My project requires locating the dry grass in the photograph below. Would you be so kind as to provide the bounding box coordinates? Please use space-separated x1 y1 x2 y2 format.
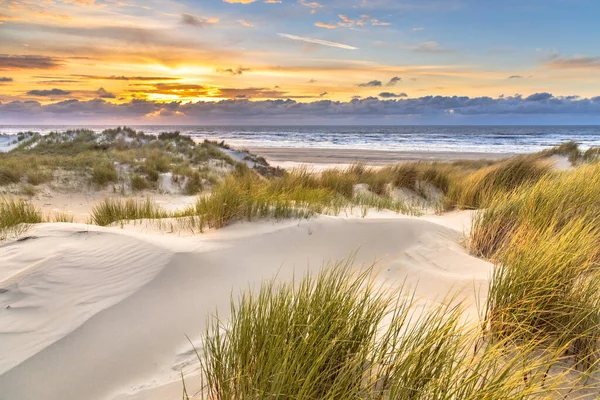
0 197 42 240
90 197 168 226
471 162 600 368
191 259 586 400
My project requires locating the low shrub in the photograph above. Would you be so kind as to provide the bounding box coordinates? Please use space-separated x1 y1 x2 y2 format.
131 174 150 191
26 169 53 186
0 165 21 185
91 163 118 186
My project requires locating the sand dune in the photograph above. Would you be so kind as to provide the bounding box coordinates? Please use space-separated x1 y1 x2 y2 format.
0 212 492 400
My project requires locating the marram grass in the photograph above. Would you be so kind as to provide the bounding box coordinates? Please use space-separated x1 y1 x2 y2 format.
0 197 42 240
187 260 590 400
471 162 600 369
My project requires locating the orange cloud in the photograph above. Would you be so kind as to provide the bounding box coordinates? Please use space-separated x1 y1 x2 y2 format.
223 0 257 3
315 22 336 29
237 19 254 27
299 0 323 8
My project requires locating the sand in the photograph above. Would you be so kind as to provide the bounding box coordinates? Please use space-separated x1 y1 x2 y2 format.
248 146 515 168
0 210 492 400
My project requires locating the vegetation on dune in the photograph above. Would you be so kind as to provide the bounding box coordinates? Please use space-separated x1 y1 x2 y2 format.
0 197 42 240
191 260 585 400
471 162 600 369
90 197 168 226
541 140 581 164
583 146 600 163
447 155 551 209
0 127 261 193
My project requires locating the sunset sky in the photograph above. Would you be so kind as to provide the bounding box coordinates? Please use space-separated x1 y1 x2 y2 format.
1 0 600 124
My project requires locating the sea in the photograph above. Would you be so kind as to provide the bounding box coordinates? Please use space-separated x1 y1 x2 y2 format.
1 125 600 154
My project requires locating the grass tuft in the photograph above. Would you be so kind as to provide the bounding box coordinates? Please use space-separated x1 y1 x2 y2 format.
0 197 42 240
194 259 582 399
90 197 167 226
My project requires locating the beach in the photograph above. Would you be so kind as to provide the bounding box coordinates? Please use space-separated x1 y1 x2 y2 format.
0 132 598 400
248 146 514 168
0 211 489 400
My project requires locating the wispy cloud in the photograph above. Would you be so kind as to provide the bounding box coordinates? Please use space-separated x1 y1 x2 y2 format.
223 0 257 3
358 80 382 87
412 27 425 31
508 75 523 79
316 14 391 29
379 92 407 98
299 0 323 8
412 41 451 53
0 54 62 69
237 19 254 27
71 75 180 81
315 22 337 29
217 66 251 75
278 33 358 50
96 87 116 99
387 76 401 86
181 13 219 27
544 55 600 69
0 77 13 82
26 88 71 96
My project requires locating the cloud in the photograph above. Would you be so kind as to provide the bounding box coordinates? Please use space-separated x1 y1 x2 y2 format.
4 94 600 124
324 14 390 29
72 75 180 81
0 77 13 82
26 88 71 96
96 88 116 99
387 76 401 86
299 0 323 8
139 83 307 99
412 41 451 53
308 79 317 83
180 13 219 27
315 22 337 29
237 19 254 27
358 80 382 87
319 92 328 97
63 0 97 5
544 55 600 69
525 92 552 101
0 54 62 69
412 27 425 31
223 0 256 3
508 75 523 79
379 92 407 98
217 66 251 75
278 33 358 50
370 19 391 26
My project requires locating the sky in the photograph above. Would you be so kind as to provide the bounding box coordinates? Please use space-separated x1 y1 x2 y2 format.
1 0 600 124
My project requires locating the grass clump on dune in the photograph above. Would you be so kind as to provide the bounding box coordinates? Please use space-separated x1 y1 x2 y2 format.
0 197 42 240
471 162 600 368
91 163 119 186
541 140 581 165
0 165 21 185
193 260 578 400
90 197 168 226
583 146 600 163
449 155 550 209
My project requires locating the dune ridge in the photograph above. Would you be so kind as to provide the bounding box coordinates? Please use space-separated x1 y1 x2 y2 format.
0 212 490 400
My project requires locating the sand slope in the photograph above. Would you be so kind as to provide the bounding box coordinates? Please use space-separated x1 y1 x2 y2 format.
0 213 492 400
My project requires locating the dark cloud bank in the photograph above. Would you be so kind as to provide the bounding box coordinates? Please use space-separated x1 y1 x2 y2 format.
2 93 600 124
